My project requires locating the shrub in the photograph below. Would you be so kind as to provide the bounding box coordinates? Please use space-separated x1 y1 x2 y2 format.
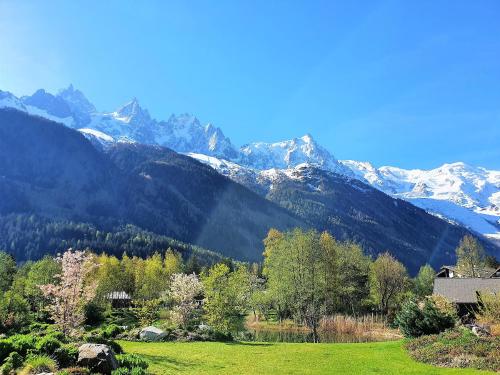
56 366 90 375
134 300 161 326
53 344 79 368
103 324 123 339
46 330 66 342
477 292 500 324
116 354 149 370
0 340 14 362
112 367 149 375
84 302 106 326
395 298 456 338
35 336 62 354
27 323 50 334
7 335 37 356
0 351 22 375
6 351 23 368
0 360 12 375
19 354 57 375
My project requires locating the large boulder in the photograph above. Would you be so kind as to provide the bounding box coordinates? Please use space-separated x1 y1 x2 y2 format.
77 343 118 374
139 326 167 341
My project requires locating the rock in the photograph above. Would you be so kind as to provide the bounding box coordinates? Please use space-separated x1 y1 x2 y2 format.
471 324 491 337
139 326 167 341
77 343 118 375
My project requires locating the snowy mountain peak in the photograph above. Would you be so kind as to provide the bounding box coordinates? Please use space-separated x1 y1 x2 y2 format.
239 134 351 176
300 133 314 142
58 84 96 115
0 90 26 111
113 98 152 125
342 160 500 241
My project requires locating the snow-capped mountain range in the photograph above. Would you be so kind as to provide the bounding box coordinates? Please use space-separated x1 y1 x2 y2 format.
1 85 499 243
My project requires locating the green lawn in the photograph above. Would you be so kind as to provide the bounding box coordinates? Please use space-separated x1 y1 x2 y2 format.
118 340 493 375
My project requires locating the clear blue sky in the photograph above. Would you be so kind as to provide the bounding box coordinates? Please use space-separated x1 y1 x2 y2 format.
1 0 499 169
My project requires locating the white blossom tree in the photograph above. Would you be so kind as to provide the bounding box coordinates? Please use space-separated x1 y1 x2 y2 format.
39 249 98 335
169 273 203 328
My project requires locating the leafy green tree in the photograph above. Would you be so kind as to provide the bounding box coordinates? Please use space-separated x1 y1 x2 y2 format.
202 263 251 334
320 232 338 316
0 291 31 333
23 256 61 319
414 264 435 298
164 249 183 276
370 252 408 314
336 241 371 314
262 229 292 322
263 229 327 342
456 235 486 277
136 252 168 300
0 252 16 293
95 254 127 303
135 299 161 326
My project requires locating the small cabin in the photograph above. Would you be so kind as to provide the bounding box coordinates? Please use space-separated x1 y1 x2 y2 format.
433 278 500 315
106 291 132 308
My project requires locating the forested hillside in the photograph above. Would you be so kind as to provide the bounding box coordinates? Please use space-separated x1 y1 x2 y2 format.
0 109 302 261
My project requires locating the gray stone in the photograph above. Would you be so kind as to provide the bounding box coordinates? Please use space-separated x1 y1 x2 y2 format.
471 324 491 337
139 326 167 341
77 343 118 374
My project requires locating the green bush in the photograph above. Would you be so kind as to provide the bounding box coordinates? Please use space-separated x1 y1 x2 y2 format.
0 360 13 375
112 367 149 375
6 351 23 368
53 344 79 368
19 354 57 375
46 330 66 342
0 340 14 362
84 302 106 326
116 354 149 370
27 323 50 334
7 335 37 356
395 298 456 338
0 351 22 374
103 324 123 339
36 335 62 354
56 366 90 375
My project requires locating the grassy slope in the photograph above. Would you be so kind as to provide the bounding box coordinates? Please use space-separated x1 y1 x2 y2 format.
119 340 492 375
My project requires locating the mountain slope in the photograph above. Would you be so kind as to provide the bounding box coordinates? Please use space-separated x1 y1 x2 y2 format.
2 85 500 248
0 108 303 261
188 155 499 274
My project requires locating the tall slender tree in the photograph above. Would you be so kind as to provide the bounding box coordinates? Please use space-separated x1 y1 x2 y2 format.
456 235 486 277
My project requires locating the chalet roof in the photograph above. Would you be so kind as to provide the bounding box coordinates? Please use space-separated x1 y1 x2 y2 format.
433 278 500 303
438 265 496 278
106 291 131 300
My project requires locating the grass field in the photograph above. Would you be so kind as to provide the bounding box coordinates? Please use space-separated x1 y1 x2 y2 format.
119 340 493 375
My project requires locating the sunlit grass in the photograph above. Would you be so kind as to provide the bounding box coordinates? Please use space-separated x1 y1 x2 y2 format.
119 340 493 375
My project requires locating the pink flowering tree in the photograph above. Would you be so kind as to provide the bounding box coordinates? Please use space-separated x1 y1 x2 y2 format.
40 249 98 335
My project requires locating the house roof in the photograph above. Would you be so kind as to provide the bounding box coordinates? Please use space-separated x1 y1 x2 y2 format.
433 278 500 303
438 265 496 278
106 291 131 300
